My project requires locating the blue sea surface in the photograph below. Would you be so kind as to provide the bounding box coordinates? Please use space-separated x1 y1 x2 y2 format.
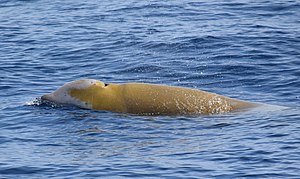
1 0 300 178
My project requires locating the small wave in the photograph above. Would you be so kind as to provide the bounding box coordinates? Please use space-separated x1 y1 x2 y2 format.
25 98 64 108
25 98 42 106
245 103 290 116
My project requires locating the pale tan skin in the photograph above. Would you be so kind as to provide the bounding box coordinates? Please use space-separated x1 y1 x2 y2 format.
42 80 259 116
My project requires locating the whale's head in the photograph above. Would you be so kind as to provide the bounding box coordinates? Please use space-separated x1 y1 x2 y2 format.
41 79 107 108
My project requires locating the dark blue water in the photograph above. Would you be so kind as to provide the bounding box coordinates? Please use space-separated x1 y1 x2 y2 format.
1 0 300 178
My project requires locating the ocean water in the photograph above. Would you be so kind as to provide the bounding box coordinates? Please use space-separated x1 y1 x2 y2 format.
1 0 300 178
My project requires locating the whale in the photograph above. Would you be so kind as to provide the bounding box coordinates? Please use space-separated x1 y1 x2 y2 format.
41 79 260 115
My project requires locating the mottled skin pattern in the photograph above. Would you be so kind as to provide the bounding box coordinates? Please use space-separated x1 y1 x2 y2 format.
42 79 258 116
